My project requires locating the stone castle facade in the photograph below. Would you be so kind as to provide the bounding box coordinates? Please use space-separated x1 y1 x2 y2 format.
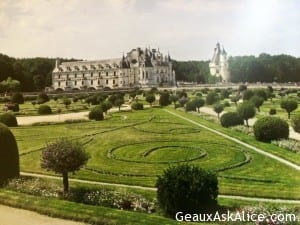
52 47 176 91
209 43 230 82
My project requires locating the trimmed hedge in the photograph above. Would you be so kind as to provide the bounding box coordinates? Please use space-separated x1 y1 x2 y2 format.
131 102 144 110
38 105 52 115
0 113 18 127
89 106 104 121
0 123 20 184
253 117 289 142
220 112 243 128
291 115 300 133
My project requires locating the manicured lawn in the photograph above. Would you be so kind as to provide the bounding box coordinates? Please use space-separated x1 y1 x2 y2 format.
11 107 300 200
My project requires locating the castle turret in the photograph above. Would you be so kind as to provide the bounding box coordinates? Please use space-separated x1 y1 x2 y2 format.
209 43 230 82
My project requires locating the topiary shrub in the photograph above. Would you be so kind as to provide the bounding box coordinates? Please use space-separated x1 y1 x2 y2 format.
89 106 104 121
131 102 144 110
205 92 219 105
253 117 289 142
11 92 24 104
185 100 196 112
0 123 20 184
291 115 300 133
269 108 277 115
38 105 52 115
0 113 18 127
156 164 218 217
220 112 244 128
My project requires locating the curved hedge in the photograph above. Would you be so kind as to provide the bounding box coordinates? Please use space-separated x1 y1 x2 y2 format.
220 112 243 128
0 123 20 184
0 113 18 127
253 117 289 142
89 106 104 121
38 105 52 115
291 115 300 133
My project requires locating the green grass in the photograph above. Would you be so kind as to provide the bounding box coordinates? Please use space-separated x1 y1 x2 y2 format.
11 107 300 200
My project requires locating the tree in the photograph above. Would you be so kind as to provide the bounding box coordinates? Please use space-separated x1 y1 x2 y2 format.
169 94 179 109
114 98 124 112
159 91 170 106
145 94 155 107
62 97 71 109
291 115 300 133
156 165 218 217
213 103 224 119
11 92 24 104
280 99 298 119
230 95 240 106
194 97 205 113
205 91 219 105
38 105 52 115
100 101 112 114
250 96 264 112
185 100 196 112
0 77 20 93
41 139 89 193
0 123 19 184
242 89 254 100
178 96 188 107
89 106 104 121
37 92 50 104
237 102 256 127
220 112 244 128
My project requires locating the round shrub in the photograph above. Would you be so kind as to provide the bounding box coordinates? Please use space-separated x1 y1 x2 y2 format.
205 92 219 105
89 106 104 121
185 100 196 112
11 92 24 104
156 165 218 217
131 102 144 110
220 112 243 128
0 113 18 127
291 115 300 133
253 117 289 142
269 108 277 115
0 123 20 184
38 105 52 115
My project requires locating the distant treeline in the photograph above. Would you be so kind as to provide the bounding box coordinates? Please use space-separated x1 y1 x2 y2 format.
0 53 300 92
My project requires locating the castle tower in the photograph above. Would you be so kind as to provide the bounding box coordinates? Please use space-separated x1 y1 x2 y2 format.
209 43 230 82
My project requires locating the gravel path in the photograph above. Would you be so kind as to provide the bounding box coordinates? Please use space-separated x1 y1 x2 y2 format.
165 109 300 171
0 204 86 225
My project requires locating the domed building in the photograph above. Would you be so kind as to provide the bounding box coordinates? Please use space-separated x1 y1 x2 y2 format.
52 47 176 91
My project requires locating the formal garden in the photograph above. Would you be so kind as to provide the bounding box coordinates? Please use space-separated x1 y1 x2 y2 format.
0 86 300 224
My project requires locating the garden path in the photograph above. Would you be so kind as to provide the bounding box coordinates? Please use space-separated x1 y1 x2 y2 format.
0 204 87 225
20 172 300 204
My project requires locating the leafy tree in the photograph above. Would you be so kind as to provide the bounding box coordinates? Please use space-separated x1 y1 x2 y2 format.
194 97 205 113
159 91 170 106
185 100 196 112
291 115 300 133
242 89 254 100
156 165 218 217
131 102 144 110
169 94 179 109
250 96 264 112
62 97 71 109
114 98 124 112
220 89 230 99
145 94 155 107
254 89 268 100
237 102 256 127
0 77 20 93
100 101 112 114
213 103 224 119
205 92 219 105
41 139 89 193
0 123 20 185
280 99 298 119
230 95 240 106
11 92 24 104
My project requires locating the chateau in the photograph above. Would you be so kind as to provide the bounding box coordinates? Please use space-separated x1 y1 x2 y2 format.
52 48 176 91
209 43 230 82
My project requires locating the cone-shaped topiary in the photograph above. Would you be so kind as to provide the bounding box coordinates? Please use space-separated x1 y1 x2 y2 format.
0 122 20 184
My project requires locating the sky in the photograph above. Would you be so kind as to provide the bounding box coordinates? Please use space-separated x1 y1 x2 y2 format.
0 0 299 61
